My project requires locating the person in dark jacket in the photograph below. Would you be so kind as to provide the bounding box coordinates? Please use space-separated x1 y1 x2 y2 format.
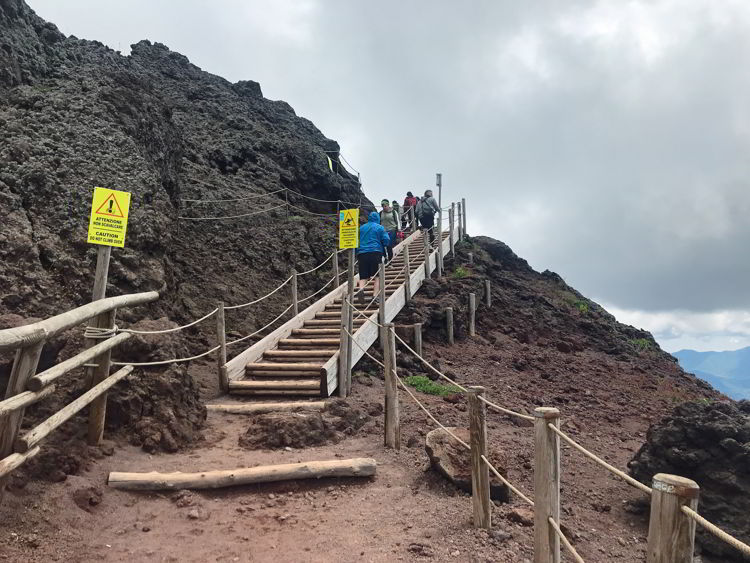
402 191 418 230
416 189 440 244
379 199 400 263
356 211 390 302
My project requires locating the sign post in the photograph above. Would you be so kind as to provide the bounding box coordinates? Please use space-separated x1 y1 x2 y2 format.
338 208 359 250
85 187 131 445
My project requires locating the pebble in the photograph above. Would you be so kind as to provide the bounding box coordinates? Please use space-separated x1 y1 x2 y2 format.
187 509 201 520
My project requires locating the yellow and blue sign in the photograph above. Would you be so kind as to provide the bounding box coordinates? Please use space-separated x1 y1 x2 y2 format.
338 208 359 249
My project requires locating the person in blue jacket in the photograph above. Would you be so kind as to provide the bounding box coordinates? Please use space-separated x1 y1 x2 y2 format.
356 211 390 303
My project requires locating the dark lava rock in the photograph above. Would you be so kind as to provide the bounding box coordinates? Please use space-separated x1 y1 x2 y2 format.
239 399 368 449
629 400 750 561
424 427 509 502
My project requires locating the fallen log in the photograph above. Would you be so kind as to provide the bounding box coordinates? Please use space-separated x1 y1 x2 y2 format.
206 401 326 414
107 458 377 490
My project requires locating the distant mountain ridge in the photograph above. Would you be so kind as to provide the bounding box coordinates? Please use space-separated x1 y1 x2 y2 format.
673 347 750 399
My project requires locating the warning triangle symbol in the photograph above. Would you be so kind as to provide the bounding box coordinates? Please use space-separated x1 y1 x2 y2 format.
95 192 125 218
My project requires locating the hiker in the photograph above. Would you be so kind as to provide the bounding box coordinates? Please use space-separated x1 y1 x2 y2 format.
402 191 418 230
416 189 440 244
356 211 390 303
379 199 400 263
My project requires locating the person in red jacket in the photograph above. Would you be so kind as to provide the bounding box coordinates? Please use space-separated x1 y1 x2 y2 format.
402 191 418 230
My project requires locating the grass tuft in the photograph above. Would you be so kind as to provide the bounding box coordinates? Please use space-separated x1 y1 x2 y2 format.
404 375 462 396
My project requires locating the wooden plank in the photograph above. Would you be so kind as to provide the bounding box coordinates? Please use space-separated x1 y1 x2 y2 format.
228 379 320 391
279 338 340 346
534 407 561 563
206 401 326 414
263 349 338 358
468 386 491 529
87 309 116 445
16 365 134 453
245 370 327 377
27 332 131 391
108 458 377 490
0 292 158 352
646 474 699 563
246 362 323 371
229 389 322 397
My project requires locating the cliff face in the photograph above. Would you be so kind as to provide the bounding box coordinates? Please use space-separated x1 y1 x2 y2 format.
0 0 365 333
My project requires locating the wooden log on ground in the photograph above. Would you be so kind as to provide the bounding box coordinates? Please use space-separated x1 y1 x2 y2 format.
206 401 326 414
108 458 378 490
15 365 134 453
0 385 56 417
27 332 131 391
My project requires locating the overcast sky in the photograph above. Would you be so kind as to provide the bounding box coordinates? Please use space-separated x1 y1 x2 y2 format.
29 0 750 352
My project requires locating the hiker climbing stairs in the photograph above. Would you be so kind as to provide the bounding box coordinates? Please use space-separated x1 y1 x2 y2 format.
221 224 456 400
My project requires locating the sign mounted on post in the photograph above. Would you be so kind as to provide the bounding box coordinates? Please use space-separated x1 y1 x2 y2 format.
338 208 359 249
87 187 131 248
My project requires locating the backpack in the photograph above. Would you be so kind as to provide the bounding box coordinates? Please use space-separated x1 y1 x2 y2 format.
380 209 399 227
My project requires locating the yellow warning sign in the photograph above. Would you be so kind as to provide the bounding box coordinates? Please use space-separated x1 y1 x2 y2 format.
339 208 359 249
87 187 131 248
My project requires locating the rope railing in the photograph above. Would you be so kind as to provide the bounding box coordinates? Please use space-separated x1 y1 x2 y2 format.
84 307 219 339
681 506 750 557
178 203 286 221
180 187 286 204
547 423 652 495
224 275 294 311
549 517 585 563
297 275 337 304
225 303 295 347
297 253 334 276
482 455 535 507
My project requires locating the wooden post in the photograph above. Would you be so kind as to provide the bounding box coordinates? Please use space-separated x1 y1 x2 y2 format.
449 204 455 257
409 207 415 232
378 261 386 351
437 216 444 278
469 293 476 337
84 246 111 385
216 301 228 392
468 386 491 529
485 280 491 308
0 337 46 499
413 323 423 357
332 250 339 287
462 197 467 237
86 308 116 445
468 252 474 266
423 231 430 278
347 248 355 298
383 324 400 449
445 307 454 345
291 269 299 316
534 407 561 563
345 295 354 393
403 244 411 303
646 474 699 563
457 201 463 242
338 298 350 398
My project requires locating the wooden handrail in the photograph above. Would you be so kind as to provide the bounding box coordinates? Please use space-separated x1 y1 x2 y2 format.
0 291 159 351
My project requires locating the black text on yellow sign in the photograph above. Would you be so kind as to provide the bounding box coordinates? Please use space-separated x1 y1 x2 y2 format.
338 208 359 249
87 187 131 248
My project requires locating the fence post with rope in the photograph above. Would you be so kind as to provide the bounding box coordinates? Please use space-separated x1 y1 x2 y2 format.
332 250 339 288
383 324 400 449
423 233 430 278
413 323 423 356
378 262 386 351
449 203 456 257
216 301 228 392
534 407 561 563
86 307 116 446
446 307 454 345
646 474 699 563
338 297 351 398
462 197 467 237
291 269 298 316
468 386 491 529
457 201 463 241
485 280 492 308
469 293 476 337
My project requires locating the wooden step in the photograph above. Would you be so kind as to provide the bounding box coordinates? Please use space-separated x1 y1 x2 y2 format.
229 379 320 391
292 328 340 337
246 362 323 372
229 389 322 396
264 349 338 358
315 312 344 319
279 338 340 347
246 370 327 377
304 319 366 327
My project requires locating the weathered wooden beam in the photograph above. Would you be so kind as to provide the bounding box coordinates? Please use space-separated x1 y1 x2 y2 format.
646 474 699 563
108 458 377 491
206 401 326 414
534 407 561 563
468 386 491 529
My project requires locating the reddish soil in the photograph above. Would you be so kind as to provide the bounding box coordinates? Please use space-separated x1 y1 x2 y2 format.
0 316 720 562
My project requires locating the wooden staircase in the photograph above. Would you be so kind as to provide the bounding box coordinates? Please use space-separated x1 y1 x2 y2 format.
221 227 454 399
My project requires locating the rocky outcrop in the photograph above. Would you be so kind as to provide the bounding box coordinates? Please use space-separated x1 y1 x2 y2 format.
629 400 750 561
425 427 509 502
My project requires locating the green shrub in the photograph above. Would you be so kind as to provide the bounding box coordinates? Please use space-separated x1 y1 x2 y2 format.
404 375 462 396
574 300 589 314
452 266 469 279
631 338 652 352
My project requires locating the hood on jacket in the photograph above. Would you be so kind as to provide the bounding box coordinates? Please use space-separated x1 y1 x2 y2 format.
368 211 380 223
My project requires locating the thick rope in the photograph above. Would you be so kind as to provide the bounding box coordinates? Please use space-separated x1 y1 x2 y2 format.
112 345 220 366
549 517 585 563
481 455 535 507
180 187 286 203
298 275 337 304
479 396 535 422
178 203 285 221
548 424 652 495
84 307 219 339
225 303 295 346
681 506 750 557
297 252 334 276
224 275 293 310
